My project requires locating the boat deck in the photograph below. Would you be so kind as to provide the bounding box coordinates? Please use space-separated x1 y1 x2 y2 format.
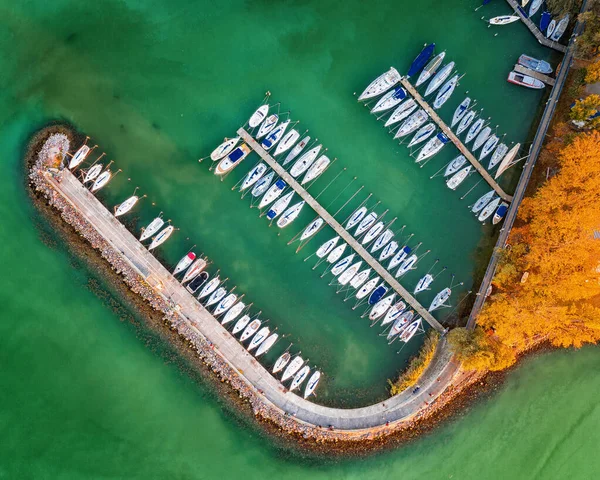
237 127 445 333
513 64 556 86
399 78 514 202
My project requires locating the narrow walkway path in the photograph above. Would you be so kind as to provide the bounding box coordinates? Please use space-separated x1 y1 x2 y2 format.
399 78 514 202
238 128 445 333
43 168 460 430
505 0 567 53
513 64 556 86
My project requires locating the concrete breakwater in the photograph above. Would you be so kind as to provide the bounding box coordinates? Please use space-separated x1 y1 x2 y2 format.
27 126 477 451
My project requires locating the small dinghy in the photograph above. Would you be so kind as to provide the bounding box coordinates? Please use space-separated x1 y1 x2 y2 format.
91 170 112 192
241 163 268 191
274 129 300 156
316 236 340 258
550 15 569 41
256 114 279 139
248 326 270 352
182 258 208 284
480 135 499 160
369 293 396 321
290 365 310 391
447 166 472 190
389 245 411 270
433 74 459 109
290 145 322 177
546 18 557 37
331 254 355 276
303 371 321 399
495 143 521 178
518 54 552 74
232 314 251 335
140 217 164 242
362 221 385 245
414 274 433 294
261 120 290 150
266 191 294 220
83 164 103 183
488 143 508 170
508 71 545 89
358 67 401 101
248 105 269 128
472 126 492 151
387 311 414 341
214 144 252 175
371 87 407 113
472 191 495 213
371 229 394 253
356 276 381 299
277 201 305 228
251 171 275 197
222 301 246 325
302 155 330 184
300 218 324 241
198 276 221 299
256 333 278 357
69 144 91 169
407 43 435 78
206 287 227 307
451 97 471 127
416 51 446 87
396 254 418 278
354 211 378 237
381 301 407 326
346 207 367 230
148 225 174 250
114 195 139 217
424 62 455 96
384 99 418 127
281 355 304 382
429 288 451 312
416 133 449 162
465 118 485 143
273 352 291 374
259 179 287 209
493 202 509 225
444 155 466 177
399 318 421 343
326 243 347 264
283 136 310 165
368 284 388 305
350 268 371 289
379 240 398 261
529 0 543 16
214 293 238 316
408 123 436 147
338 261 363 285
174 252 196 276
478 197 501 222
211 137 240 161
456 109 476 135
240 319 261 342
394 109 428 138
488 15 520 25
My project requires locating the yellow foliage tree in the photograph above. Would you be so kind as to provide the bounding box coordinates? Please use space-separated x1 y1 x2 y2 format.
447 327 516 371
585 61 600 84
570 95 600 127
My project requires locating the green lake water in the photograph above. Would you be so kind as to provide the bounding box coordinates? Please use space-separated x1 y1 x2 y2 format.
2 0 597 477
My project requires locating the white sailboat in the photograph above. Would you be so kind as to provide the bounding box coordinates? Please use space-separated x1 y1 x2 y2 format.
248 326 270 352
429 288 451 311
182 258 207 284
338 261 362 285
396 254 418 278
358 67 401 101
384 99 418 127
259 179 287 209
256 333 278 357
379 241 398 261
302 155 330 184
465 118 485 143
251 171 275 197
369 294 396 322
433 74 459 109
206 287 227 307
69 144 91 169
387 311 414 341
399 318 421 343
281 355 304 382
488 143 508 170
272 352 291 374
210 137 240 161
451 97 471 127
274 129 300 156
256 114 279 139
408 123 436 147
550 15 569 41
290 365 310 391
261 120 290 151
140 217 164 242
173 252 196 276
83 164 103 183
232 314 251 335
346 207 367 230
349 268 371 289
456 110 476 135
300 218 323 241
488 15 520 25
394 109 428 139
472 126 492 151
371 86 407 113
290 145 322 177
241 163 268 191
331 254 355 276
381 301 407 326
478 197 501 221
283 136 310 165
414 274 433 294
316 236 340 258
198 276 220 299
91 170 112 192
446 166 472 190
248 105 269 128
277 201 305 228
354 211 378 236
529 0 543 16
240 319 262 342
114 195 139 217
444 155 466 177
388 246 411 270
424 62 455 96
265 191 294 220
416 133 448 163
222 301 246 325
303 371 321 399
415 52 446 87
214 293 238 316
148 225 174 250
356 276 380 299
495 143 521 178
326 243 347 263
362 221 385 245
472 191 495 213
480 135 499 160
371 229 394 253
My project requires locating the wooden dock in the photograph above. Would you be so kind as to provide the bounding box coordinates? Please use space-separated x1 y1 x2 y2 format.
513 64 556 86
237 128 445 333
399 78 514 203
505 0 567 53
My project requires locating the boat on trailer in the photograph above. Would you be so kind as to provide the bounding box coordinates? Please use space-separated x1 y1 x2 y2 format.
407 43 436 78
371 86 407 113
451 97 471 127
415 51 446 87
358 67 401 101
114 195 139 217
140 217 164 242
148 225 174 250
429 288 451 312
447 166 472 190
248 105 269 128
507 71 545 89
408 123 436 147
211 137 240 161
424 62 455 96
256 114 279 139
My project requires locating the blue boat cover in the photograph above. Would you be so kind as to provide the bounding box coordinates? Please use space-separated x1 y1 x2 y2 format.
540 11 551 31
229 147 245 162
266 210 276 220
496 205 508 217
262 138 273 148
438 133 450 143
393 87 407 100
403 246 412 254
407 43 435 77
368 286 386 305
275 179 286 188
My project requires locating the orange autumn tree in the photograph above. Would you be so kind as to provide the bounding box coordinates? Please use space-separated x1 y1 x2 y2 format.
462 132 600 369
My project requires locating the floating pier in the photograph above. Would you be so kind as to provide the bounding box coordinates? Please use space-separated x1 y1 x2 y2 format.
237 128 445 333
399 78 514 203
513 64 556 86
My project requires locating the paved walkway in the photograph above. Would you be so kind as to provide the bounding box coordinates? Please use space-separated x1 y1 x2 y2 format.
505 0 567 53
45 168 460 430
238 128 445 333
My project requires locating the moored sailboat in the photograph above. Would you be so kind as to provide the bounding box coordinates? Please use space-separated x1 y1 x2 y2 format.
358 67 401 101
148 225 174 250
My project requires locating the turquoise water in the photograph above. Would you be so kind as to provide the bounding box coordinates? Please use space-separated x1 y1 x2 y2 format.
3 1 596 477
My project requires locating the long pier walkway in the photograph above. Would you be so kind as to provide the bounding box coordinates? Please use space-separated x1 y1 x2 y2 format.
43 167 460 430
399 78 514 202
505 0 567 53
238 128 445 333
513 64 556 86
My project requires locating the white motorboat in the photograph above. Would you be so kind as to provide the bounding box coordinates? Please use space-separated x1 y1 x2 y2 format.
303 371 321 399
281 355 304 382
69 144 91 169
222 301 246 325
91 170 112 192
265 191 294 220
399 318 421 343
472 191 495 213
362 221 385 245
368 283 388 305
148 225 174 250
369 293 396 322
258 179 287 209
210 137 240 161
389 245 412 270
518 54 553 74
256 333 278 357
480 135 499 160
182 258 207 284
206 287 227 307
507 71 545 89
371 229 393 253
240 319 261 342
444 155 466 177
214 293 238 316
446 166 472 190
354 211 378 236
251 171 275 197
550 15 569 41
451 97 471 127
241 163 268 191
338 261 362 285
140 217 164 241
326 243 347 264
414 274 433 294
198 276 220 299
456 109 476 135
429 288 451 311
83 164 103 183
356 276 380 299
529 0 543 16
300 218 324 241
495 143 521 178
277 201 305 228
283 136 310 165
371 86 407 113
488 143 508 170
433 74 459 109
408 123 436 147
472 126 492 151
273 352 291 374
232 314 251 335
493 202 509 225
256 114 279 139
478 197 501 222
384 99 417 127
387 311 414 341
349 268 371 289
114 195 139 217
302 155 330 184
465 118 485 143
415 51 446 87
186 272 209 294
248 326 270 352
290 365 310 391
358 67 401 101
488 15 520 25
396 254 418 278
394 109 428 139
174 252 196 276
248 105 269 128
379 240 398 261
346 207 367 230
274 129 300 156
214 144 252 175
290 145 322 177
331 254 355 276
261 120 290 150
424 62 455 96
381 301 407 326
416 133 449 163
316 236 339 258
